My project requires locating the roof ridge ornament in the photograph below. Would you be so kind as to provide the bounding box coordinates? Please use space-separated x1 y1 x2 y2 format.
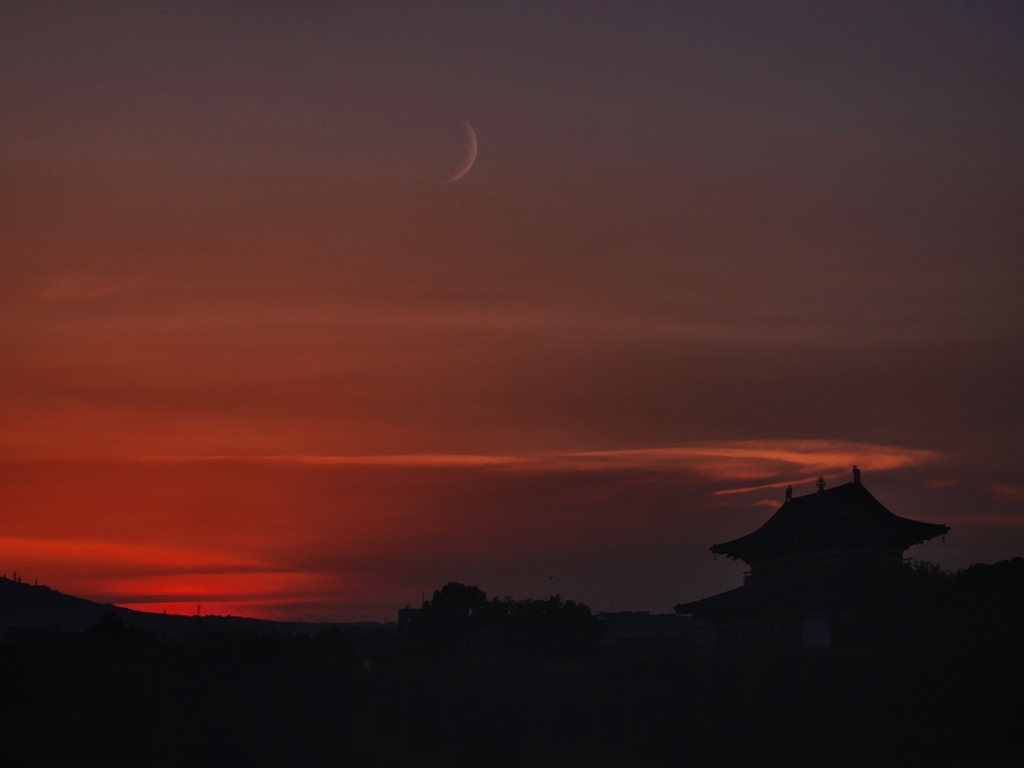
785 485 793 502
853 465 861 485
701 474 950 566
816 477 826 496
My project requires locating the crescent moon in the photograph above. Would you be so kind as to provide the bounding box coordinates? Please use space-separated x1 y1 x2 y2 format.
445 119 478 183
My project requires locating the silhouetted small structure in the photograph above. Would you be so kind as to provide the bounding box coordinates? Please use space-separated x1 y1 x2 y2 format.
397 605 423 634
676 467 949 648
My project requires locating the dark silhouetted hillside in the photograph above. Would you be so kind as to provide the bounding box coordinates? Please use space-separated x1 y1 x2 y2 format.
0 576 394 637
2 576 107 631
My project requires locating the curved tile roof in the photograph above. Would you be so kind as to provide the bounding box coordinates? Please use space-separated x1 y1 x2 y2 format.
711 481 949 563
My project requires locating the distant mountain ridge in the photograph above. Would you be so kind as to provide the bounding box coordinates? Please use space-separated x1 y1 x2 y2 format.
0 576 393 636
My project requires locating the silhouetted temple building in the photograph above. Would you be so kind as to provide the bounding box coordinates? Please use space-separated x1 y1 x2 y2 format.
676 467 949 648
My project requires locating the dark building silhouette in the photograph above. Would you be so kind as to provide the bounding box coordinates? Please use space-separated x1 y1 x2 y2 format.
397 605 423 634
598 611 715 648
676 467 949 648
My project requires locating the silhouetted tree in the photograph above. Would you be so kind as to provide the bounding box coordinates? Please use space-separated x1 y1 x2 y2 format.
404 582 488 659
405 584 603 660
426 581 489 616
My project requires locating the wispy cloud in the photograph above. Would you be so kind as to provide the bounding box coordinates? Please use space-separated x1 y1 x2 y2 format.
548 441 938 480
91 571 332 605
136 439 938 486
991 483 1024 504
0 537 269 573
136 453 529 468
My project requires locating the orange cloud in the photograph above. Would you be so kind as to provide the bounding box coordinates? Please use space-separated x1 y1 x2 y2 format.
137 439 938 485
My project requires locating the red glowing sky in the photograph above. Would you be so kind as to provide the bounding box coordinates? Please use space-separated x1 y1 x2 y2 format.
1 3 1022 620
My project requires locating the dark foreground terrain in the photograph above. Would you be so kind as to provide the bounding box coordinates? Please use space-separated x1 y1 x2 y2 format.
2 560 1022 767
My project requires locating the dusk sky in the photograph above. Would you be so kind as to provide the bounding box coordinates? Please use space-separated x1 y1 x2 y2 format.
2 1 1022 620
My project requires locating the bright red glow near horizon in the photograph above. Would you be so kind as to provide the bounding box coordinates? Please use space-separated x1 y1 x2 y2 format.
0 442 1015 621
1 4 1022 620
